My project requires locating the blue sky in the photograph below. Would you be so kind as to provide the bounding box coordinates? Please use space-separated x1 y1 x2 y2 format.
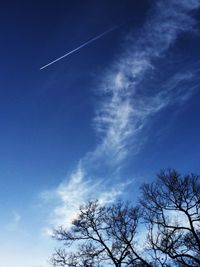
0 0 200 266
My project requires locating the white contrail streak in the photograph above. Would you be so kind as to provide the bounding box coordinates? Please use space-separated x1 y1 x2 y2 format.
40 25 121 70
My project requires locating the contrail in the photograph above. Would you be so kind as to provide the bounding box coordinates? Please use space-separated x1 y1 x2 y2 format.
40 24 123 70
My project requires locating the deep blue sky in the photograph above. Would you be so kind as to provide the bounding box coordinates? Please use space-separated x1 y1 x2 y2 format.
0 1 200 266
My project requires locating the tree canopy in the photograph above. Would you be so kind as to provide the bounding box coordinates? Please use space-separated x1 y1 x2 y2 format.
51 170 200 267
141 170 200 266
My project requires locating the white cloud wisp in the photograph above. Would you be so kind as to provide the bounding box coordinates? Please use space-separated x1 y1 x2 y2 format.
41 0 200 233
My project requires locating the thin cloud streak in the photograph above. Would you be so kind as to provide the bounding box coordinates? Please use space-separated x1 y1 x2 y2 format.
41 0 200 232
40 24 123 70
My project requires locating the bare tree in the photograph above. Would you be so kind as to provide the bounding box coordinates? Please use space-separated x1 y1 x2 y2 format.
51 200 151 267
141 169 200 266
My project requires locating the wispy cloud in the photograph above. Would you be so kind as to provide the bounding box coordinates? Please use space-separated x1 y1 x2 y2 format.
41 0 200 233
92 0 200 160
41 165 127 234
6 211 21 231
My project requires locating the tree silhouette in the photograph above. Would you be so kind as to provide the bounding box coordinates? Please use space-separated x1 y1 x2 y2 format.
51 200 151 267
51 170 200 267
141 169 200 266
